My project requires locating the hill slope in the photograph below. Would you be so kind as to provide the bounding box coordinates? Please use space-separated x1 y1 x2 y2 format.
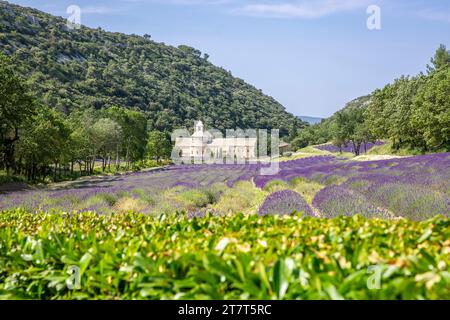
312 94 371 128
0 1 304 134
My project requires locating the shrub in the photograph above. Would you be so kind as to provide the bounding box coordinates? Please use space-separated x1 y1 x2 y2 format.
0 210 448 300
213 181 266 215
312 185 391 219
263 179 290 193
114 197 146 214
258 190 313 216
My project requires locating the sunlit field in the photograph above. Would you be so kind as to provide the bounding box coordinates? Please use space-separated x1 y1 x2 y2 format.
1 151 449 220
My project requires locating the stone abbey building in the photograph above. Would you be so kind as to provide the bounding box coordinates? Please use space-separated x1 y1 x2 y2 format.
174 121 258 163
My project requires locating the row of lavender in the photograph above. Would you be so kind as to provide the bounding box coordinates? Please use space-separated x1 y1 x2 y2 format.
1 153 449 220
255 153 450 220
0 165 258 214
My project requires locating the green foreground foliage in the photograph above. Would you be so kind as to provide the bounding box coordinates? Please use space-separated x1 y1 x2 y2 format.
0 210 449 300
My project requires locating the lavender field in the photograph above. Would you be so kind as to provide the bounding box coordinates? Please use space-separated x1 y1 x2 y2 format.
1 152 449 220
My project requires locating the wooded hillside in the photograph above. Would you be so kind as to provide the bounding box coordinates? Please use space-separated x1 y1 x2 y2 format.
292 45 450 155
0 1 303 134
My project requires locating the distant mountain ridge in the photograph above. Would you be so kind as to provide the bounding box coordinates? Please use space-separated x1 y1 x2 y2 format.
298 95 372 126
298 116 323 125
0 0 305 134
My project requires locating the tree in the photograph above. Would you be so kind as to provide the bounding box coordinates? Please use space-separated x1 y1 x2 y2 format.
146 131 172 164
291 121 332 150
427 44 450 73
330 115 348 153
104 106 147 169
412 68 450 151
388 76 426 150
333 107 370 156
91 118 123 172
16 105 70 181
0 53 35 173
66 108 99 175
365 82 400 141
291 128 313 150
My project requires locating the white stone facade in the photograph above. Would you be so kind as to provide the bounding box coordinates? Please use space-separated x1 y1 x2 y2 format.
175 121 257 163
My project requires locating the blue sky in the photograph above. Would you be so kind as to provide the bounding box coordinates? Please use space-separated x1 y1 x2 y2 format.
8 0 450 117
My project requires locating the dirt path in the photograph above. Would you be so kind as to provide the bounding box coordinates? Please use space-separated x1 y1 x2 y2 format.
0 182 30 194
0 166 171 194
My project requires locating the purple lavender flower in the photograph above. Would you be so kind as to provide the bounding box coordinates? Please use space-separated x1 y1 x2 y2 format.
312 185 390 219
258 190 313 216
1 151 449 220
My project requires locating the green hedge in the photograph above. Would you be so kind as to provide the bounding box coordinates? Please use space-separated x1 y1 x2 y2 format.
0 210 449 299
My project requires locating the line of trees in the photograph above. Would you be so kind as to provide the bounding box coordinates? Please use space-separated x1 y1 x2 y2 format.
292 45 450 155
332 103 373 156
1 54 172 182
366 44 450 152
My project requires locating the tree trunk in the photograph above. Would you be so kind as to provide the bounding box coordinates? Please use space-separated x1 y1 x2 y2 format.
352 141 360 157
115 146 120 171
125 146 130 171
2 128 19 174
91 157 95 174
53 162 58 181
32 163 37 181
4 142 15 175
355 143 361 156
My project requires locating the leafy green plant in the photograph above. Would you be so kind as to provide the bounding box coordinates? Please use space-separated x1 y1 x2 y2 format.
0 210 448 300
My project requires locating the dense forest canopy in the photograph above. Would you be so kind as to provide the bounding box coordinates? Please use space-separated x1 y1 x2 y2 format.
0 1 304 134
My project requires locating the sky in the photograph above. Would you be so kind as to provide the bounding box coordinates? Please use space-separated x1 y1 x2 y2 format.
7 0 450 117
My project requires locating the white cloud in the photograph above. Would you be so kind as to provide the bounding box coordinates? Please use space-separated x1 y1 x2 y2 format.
417 8 450 24
235 0 372 19
121 0 231 4
169 0 231 4
81 6 118 15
